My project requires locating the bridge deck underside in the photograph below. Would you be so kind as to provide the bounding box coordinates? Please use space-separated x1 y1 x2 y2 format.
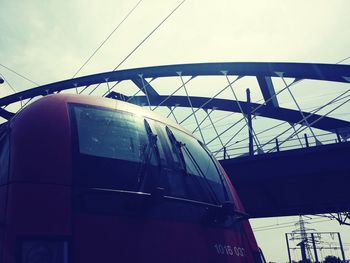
220 141 350 218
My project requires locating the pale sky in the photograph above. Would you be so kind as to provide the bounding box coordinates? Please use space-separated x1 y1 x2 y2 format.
1 0 350 261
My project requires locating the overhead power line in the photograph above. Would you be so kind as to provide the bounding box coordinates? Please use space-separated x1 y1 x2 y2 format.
113 0 186 71
0 73 16 93
80 0 187 95
0 63 39 86
72 0 144 78
253 219 331 232
253 217 316 231
336 56 350 64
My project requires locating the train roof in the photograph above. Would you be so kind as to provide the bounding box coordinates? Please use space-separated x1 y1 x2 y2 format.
11 94 191 136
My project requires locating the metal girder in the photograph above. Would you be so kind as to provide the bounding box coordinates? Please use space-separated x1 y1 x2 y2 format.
107 93 350 132
220 141 350 218
0 108 15 120
319 213 350 226
256 76 279 107
0 62 349 107
131 77 158 97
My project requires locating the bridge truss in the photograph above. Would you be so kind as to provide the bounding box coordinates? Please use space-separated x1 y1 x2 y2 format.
1 62 350 222
1 62 349 158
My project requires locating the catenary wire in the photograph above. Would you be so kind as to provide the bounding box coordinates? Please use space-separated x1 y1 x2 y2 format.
0 63 39 86
71 0 144 78
112 0 186 71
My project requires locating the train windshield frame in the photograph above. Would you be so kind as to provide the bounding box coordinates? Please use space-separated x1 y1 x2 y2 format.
69 103 233 206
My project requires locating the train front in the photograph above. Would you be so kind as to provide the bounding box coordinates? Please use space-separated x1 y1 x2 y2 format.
1 94 262 262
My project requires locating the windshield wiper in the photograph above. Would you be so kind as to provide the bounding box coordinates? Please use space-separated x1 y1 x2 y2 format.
219 201 250 220
137 119 161 191
184 143 246 219
165 126 220 205
165 126 188 176
181 142 221 205
200 142 231 202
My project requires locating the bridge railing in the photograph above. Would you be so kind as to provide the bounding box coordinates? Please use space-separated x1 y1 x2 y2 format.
214 131 348 160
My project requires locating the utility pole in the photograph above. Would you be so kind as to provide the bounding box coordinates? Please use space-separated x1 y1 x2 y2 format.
337 232 346 261
298 216 309 261
246 88 253 156
290 216 315 262
285 222 346 262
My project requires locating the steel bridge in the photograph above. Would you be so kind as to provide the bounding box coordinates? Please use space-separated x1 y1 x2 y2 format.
1 62 349 223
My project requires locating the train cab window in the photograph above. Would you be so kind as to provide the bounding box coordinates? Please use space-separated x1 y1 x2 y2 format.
70 105 163 192
73 106 148 162
0 125 9 185
70 104 231 207
159 125 231 205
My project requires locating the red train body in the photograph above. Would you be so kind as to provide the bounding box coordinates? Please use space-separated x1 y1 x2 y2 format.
0 94 262 262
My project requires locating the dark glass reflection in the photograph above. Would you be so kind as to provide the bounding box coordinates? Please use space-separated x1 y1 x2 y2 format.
71 104 231 205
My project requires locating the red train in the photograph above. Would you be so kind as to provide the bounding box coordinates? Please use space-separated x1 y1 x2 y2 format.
0 94 264 262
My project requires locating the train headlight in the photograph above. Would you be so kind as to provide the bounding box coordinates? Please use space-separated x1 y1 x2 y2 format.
19 238 70 263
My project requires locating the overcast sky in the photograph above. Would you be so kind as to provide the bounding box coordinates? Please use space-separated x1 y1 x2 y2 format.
1 0 350 91
1 0 350 261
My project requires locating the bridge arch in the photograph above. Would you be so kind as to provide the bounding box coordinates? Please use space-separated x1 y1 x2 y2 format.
1 62 349 158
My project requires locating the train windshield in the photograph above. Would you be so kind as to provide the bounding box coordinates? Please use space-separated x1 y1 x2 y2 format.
73 105 150 163
70 104 231 205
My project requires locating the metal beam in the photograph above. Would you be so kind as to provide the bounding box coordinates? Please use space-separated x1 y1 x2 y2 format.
1 62 349 107
131 77 158 97
121 94 350 132
0 108 15 120
257 76 279 107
